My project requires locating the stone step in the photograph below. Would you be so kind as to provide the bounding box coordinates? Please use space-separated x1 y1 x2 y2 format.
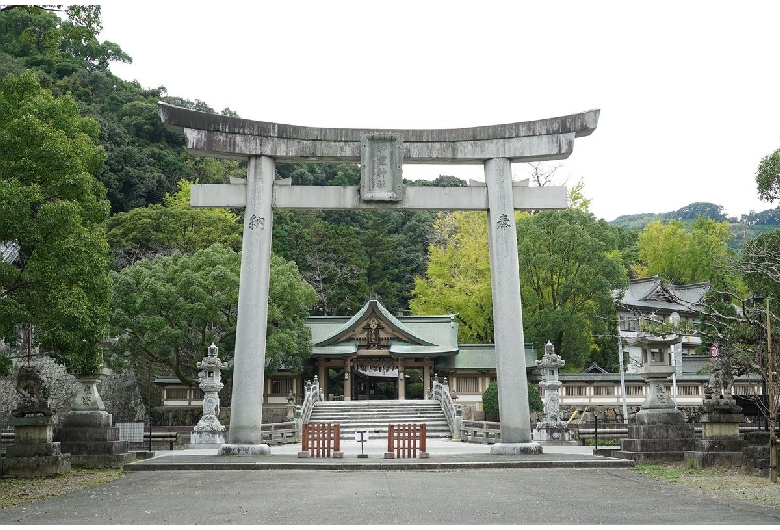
305 399 452 439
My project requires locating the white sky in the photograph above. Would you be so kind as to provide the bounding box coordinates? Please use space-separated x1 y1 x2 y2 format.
97 0 780 222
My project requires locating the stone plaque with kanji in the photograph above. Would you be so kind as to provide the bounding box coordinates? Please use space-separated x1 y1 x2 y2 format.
360 133 403 201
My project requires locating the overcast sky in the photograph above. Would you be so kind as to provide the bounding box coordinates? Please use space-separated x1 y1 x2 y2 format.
98 1 780 222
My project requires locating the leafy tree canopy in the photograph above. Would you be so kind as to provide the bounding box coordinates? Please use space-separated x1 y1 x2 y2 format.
632 217 732 285
0 70 111 376
106 180 242 268
108 244 317 385
756 147 780 204
516 209 628 369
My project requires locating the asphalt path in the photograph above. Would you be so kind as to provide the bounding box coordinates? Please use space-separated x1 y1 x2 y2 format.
2 441 779 526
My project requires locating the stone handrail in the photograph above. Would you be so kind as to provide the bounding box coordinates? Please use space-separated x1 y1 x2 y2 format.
460 420 502 444
432 379 461 440
296 376 323 436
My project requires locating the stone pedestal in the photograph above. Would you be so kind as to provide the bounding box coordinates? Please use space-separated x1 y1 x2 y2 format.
533 425 576 445
489 442 543 455
685 410 745 469
217 444 271 456
4 415 71 477
615 408 695 464
189 430 227 448
56 379 134 467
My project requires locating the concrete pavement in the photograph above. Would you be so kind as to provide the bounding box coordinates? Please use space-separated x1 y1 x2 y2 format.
2 440 779 525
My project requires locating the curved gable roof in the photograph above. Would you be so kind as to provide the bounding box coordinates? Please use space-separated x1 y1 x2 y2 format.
314 298 434 347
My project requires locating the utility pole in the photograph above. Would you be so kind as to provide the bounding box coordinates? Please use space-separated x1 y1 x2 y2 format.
617 328 628 424
767 297 776 483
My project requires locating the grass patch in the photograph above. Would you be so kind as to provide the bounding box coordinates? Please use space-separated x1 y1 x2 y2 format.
631 462 780 509
0 467 125 509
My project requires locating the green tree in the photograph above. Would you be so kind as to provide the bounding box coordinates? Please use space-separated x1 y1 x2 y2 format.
0 70 111 376
756 147 780 204
633 217 732 284
517 209 628 369
481 381 543 420
108 244 316 385
410 211 493 342
106 180 242 268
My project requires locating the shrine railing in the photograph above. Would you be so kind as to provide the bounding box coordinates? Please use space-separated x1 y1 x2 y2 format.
297 376 323 433
432 379 461 439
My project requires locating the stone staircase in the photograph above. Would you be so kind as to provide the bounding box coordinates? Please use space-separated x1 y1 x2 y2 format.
307 399 452 439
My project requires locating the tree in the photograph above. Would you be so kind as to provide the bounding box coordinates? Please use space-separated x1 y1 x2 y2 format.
516 209 628 369
106 180 242 268
412 209 628 368
481 381 543 420
108 244 316 386
0 70 111 376
756 147 780 204
410 211 493 343
632 217 732 284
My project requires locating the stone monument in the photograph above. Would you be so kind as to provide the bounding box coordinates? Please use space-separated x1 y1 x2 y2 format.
533 341 573 444
4 365 71 477
684 352 745 468
158 103 599 456
615 334 695 463
190 343 228 448
56 370 134 467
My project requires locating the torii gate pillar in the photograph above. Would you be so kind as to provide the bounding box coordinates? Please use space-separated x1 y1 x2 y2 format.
158 103 599 456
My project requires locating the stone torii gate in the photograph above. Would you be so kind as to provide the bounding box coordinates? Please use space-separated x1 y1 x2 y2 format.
158 103 599 455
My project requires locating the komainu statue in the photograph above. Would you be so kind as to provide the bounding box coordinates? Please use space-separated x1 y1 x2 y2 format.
12 365 54 417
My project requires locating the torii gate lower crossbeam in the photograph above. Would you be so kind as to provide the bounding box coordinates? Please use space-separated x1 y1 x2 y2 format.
158 103 599 455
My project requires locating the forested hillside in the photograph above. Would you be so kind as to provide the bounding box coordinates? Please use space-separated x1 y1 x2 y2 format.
610 201 780 248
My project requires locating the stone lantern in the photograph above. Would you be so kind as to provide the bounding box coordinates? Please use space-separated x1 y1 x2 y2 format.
615 332 695 462
634 335 678 416
533 341 571 443
190 343 228 447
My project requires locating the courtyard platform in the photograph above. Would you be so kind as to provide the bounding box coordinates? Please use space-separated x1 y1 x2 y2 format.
123 438 633 471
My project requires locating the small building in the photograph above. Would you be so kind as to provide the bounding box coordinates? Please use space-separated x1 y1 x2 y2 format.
617 276 708 373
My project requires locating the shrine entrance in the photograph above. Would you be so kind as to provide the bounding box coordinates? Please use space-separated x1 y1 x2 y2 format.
309 296 448 401
159 102 599 450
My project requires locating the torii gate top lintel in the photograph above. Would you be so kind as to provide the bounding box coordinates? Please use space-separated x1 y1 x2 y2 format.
158 102 599 164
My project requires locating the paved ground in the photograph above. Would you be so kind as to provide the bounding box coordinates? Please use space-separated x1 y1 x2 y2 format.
2 440 779 525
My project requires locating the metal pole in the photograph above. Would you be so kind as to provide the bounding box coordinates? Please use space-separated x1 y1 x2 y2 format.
148 367 152 452
618 334 629 424
767 298 776 483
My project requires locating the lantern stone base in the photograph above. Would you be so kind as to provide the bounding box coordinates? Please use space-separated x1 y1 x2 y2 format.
188 430 227 448
684 412 745 469
533 425 576 444
489 442 543 455
5 415 71 477
217 443 271 456
614 408 695 464
56 410 134 468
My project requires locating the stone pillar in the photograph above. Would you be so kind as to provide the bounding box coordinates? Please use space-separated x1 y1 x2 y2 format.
344 358 352 401
221 155 275 455
484 157 540 455
397 357 406 400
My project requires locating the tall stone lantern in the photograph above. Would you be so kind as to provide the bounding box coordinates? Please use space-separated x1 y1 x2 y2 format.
634 334 679 419
533 341 571 443
616 332 695 462
190 343 228 447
